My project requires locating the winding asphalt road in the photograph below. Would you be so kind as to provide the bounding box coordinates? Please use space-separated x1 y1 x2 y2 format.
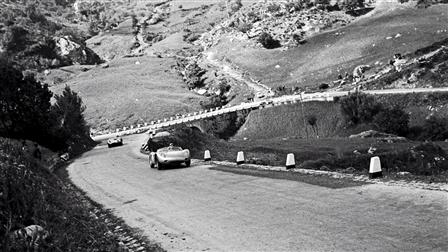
68 134 448 251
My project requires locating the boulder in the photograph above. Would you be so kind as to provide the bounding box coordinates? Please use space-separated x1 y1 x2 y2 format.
54 36 102 65
350 130 407 143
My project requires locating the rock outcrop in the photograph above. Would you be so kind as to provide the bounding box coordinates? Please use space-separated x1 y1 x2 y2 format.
197 1 353 49
54 36 102 65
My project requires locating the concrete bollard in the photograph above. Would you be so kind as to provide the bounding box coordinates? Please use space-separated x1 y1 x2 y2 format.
123 127 127 131
116 129 119 133
130 125 134 129
286 153 295 169
369 156 382 179
204 150 211 161
236 151 245 165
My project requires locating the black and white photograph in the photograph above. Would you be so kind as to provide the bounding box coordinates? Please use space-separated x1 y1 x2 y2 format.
1 0 447 251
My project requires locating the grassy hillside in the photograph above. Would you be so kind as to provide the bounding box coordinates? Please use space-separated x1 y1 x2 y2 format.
47 1 238 131
208 2 448 89
236 101 343 139
235 93 448 140
50 56 206 131
0 138 162 251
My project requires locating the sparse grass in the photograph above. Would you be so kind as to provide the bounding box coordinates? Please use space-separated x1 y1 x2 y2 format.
210 3 448 89
236 93 448 140
235 101 343 139
50 56 206 131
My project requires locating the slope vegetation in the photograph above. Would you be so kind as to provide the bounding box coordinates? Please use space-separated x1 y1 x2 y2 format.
235 93 448 140
51 56 206 132
208 2 448 89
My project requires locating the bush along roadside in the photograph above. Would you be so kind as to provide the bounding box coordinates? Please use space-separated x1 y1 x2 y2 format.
0 138 164 252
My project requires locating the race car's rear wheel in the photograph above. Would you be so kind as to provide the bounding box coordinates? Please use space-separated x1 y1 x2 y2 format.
185 160 191 167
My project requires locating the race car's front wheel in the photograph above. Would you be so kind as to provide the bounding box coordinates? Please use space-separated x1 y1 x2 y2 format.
155 159 164 170
185 160 191 167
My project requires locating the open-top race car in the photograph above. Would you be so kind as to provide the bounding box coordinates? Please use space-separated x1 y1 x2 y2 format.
107 137 123 148
149 144 190 169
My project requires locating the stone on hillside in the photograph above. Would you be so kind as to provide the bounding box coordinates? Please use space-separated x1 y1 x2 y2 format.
147 13 162 25
54 36 102 65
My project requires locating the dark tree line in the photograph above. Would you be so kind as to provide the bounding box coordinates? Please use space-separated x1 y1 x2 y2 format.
0 62 91 151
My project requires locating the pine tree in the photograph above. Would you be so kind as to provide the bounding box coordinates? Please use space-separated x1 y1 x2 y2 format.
51 86 90 143
0 63 54 145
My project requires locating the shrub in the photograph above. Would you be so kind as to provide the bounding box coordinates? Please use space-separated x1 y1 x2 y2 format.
373 106 410 136
0 64 57 148
227 0 242 14
340 93 383 125
306 114 319 136
258 32 281 49
266 3 281 13
25 3 47 23
407 142 448 175
200 95 227 110
419 115 448 141
237 22 252 33
1 26 28 52
292 32 305 44
341 0 365 11
51 86 91 149
318 83 329 90
184 62 206 89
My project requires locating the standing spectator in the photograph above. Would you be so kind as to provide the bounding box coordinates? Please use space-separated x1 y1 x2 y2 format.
33 143 42 160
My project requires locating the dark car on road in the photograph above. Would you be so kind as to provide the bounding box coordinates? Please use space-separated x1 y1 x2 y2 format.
107 137 123 148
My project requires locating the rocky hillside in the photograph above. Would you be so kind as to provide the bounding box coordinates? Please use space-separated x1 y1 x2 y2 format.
198 0 354 49
201 0 448 90
0 0 101 71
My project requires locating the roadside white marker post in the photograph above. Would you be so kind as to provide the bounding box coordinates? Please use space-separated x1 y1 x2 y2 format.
286 153 295 169
204 150 211 161
369 156 382 178
236 151 245 165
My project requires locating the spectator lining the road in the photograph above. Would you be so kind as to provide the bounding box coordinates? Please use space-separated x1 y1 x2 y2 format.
33 143 42 160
